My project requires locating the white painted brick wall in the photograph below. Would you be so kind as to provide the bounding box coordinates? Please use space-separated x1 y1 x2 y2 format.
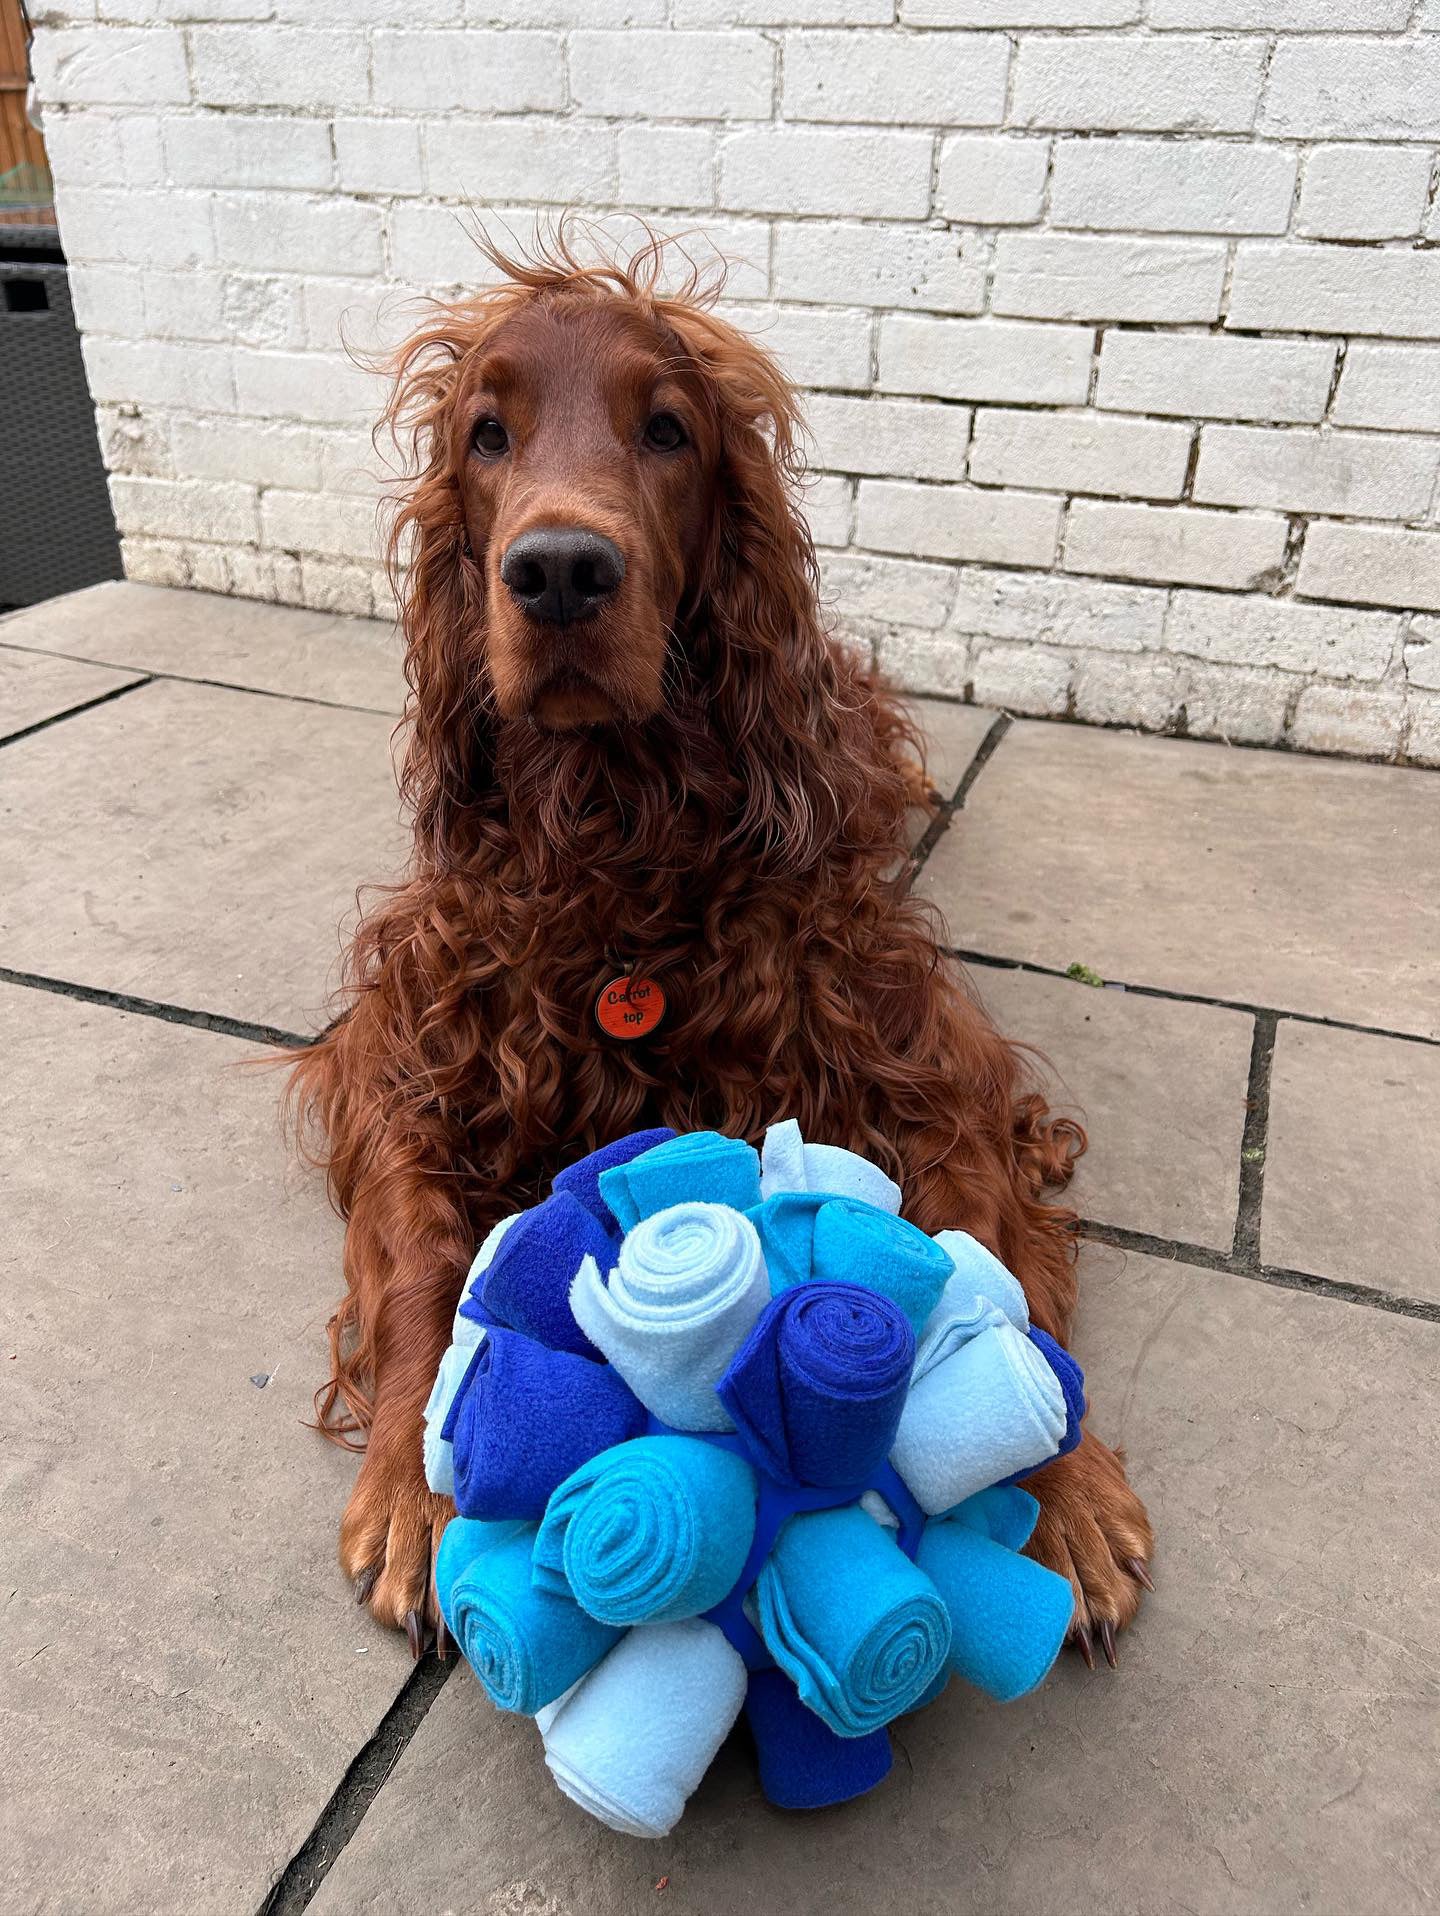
32 7 1440 767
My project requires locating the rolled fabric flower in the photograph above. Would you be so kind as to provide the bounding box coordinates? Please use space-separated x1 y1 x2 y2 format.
434 1517 620 1716
890 1321 1068 1516
422 1342 475 1497
452 1213 523 1348
716 1282 915 1488
918 1502 1074 1702
534 1435 757 1625
569 1202 769 1432
913 1237 1030 1385
446 1328 645 1521
745 1665 893 1811
747 1192 952 1336
754 1505 952 1738
760 1118 902 1216
551 1127 677 1229
932 1230 1029 1333
598 1131 762 1231
538 1620 749 1839
478 1192 619 1358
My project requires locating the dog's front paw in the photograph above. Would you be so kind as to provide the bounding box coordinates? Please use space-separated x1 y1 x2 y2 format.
1024 1429 1154 1669
340 1437 453 1657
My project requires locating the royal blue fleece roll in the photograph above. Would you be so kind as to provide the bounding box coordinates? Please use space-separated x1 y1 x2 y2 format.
445 1328 645 1521
434 1516 621 1716
599 1131 763 1231
533 1434 758 1625
917 1499 1074 1703
1030 1327 1085 1458
552 1128 677 1228
745 1665 893 1810
477 1192 619 1357
746 1192 953 1335
716 1282 915 1488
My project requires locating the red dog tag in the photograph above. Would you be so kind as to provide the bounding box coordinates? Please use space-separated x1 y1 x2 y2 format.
595 974 666 1041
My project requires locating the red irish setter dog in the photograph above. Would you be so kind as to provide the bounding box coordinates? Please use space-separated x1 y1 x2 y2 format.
289 233 1152 1669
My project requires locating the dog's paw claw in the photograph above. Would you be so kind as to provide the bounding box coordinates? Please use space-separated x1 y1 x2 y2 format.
1070 1619 1096 1670
1098 1617 1118 1668
405 1608 425 1661
1126 1554 1155 1593
353 1564 380 1607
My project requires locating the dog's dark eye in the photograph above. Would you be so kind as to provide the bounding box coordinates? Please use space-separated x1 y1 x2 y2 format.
473 417 508 458
643 412 686 453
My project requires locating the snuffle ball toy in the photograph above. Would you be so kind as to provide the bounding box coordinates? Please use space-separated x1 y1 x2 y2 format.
421 1123 1086 1838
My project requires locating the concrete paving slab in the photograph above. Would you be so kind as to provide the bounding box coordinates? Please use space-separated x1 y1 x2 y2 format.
0 984 408 1915
1 581 402 714
918 721 1440 1041
973 963 1252 1249
0 644 143 741
306 1249 1440 1916
1263 1020 1440 1303
0 677 407 1033
911 697 997 801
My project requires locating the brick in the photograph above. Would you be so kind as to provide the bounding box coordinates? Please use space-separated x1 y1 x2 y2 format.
1182 661 1293 744
232 349 383 424
1194 426 1440 521
783 30 1008 127
1297 523 1440 612
904 0 1136 17
1289 684 1406 757
163 114 334 191
1151 0 1407 20
1405 619 1440 691
878 315 1093 406
1297 145 1432 241
386 202 511 286
676 0 889 17
571 30 772 120
856 479 1063 566
1064 500 1289 589
171 417 325 491
724 304 873 389
31 24 188 104
801 476 855 547
1228 244 1440 340
110 474 258 544
1407 692 1440 767
774 221 986 313
1095 333 1336 425
56 187 213 268
334 119 424 196
599 211 771 299
805 393 971 480
41 109 163 189
67 263 146 338
969 409 1193 500
617 127 715 209
98 405 172 479
949 565 1166 651
819 550 956 628
298 556 385 619
427 120 617 202
873 630 972 697
82 336 234 411
260 488 382 560
992 234 1227 323
970 643 1073 715
1164 590 1399 680
317 431 391 497
1011 36 1264 135
474 0 664 17
1072 653 1186 730
720 128 933 219
1263 41 1440 141
1049 138 1296 236
371 31 562 113
936 136 1049 225
190 27 369 109
1333 345 1440 434
212 194 384 277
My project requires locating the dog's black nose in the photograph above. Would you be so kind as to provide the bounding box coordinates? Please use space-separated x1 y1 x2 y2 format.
500 527 625 627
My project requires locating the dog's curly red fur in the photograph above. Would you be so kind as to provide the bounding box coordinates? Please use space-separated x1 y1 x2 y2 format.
288 230 1151 1653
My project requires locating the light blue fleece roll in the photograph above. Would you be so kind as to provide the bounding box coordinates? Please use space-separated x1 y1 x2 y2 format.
931 1231 1029 1333
533 1435 758 1626
537 1619 748 1838
891 1320 1067 1515
422 1342 475 1497
913 1234 1029 1385
434 1517 621 1716
918 1499 1074 1702
754 1505 952 1738
597 1130 763 1231
569 1202 769 1431
759 1118 902 1215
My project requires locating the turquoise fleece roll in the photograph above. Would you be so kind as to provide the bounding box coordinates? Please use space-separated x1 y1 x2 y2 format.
754 1505 952 1738
434 1517 621 1716
598 1131 763 1230
533 1435 758 1626
917 1493 1074 1703
747 1192 953 1335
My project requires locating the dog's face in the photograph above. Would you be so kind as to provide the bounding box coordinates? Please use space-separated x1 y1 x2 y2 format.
449 297 720 730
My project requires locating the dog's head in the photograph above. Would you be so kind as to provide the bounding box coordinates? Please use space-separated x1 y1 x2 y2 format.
385 231 817 750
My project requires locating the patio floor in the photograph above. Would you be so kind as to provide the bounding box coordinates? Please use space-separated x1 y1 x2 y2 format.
3 581 1437 1916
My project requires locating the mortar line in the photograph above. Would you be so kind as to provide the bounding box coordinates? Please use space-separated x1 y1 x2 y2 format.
257 1654 453 1916
0 675 154 749
945 947 1440 1054
1076 1219 1440 1327
0 966 313 1050
909 710 1013 879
